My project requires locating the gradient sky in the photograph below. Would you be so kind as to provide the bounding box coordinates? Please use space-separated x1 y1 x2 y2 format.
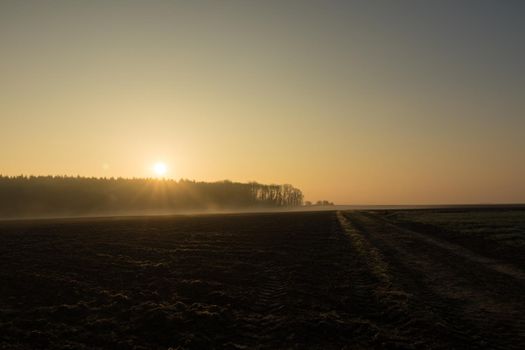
1 0 524 204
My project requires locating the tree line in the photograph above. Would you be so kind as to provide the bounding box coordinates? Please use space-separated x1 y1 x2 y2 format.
0 176 304 218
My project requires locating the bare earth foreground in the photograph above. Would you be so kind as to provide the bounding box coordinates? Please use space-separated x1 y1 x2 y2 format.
1 210 524 349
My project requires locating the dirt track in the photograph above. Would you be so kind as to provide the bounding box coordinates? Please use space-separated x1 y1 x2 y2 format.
340 211 525 350
1 210 524 349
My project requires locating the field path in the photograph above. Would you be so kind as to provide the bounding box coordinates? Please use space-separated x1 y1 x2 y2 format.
340 210 525 350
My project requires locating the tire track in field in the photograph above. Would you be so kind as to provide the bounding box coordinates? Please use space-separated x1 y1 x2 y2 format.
340 210 525 350
241 212 420 349
337 211 454 349
377 213 525 281
253 264 287 315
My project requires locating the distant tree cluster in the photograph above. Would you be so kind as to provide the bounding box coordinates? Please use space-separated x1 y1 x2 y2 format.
0 176 304 218
304 200 335 206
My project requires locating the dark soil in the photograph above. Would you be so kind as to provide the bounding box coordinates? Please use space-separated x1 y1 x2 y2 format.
1 210 524 349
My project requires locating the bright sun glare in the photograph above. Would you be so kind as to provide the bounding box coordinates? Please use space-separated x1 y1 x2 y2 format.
153 162 167 177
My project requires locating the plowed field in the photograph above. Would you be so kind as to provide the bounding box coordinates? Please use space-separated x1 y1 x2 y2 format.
1 210 524 349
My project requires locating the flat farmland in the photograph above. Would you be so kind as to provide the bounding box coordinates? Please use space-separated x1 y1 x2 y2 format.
1 210 524 349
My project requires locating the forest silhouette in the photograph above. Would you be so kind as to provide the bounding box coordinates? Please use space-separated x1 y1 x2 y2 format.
0 176 304 218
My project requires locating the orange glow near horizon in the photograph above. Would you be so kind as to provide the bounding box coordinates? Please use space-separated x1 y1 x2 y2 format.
1 1 524 205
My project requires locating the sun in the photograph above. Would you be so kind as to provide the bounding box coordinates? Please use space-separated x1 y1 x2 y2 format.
153 162 167 177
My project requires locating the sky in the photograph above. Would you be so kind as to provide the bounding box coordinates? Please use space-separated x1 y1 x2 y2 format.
1 0 524 204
